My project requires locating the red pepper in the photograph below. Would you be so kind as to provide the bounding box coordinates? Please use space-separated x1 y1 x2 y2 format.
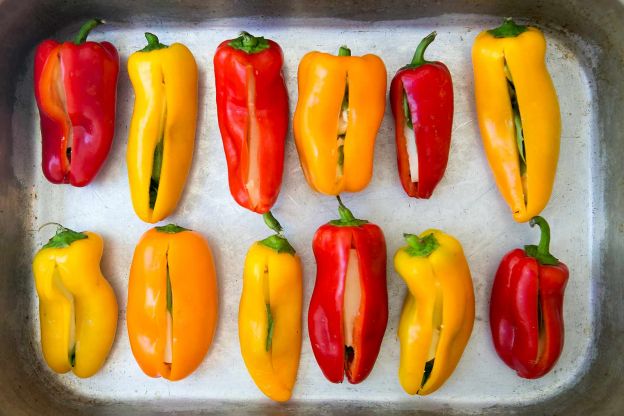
34 19 119 187
214 31 288 213
390 32 453 199
490 216 569 379
308 197 388 384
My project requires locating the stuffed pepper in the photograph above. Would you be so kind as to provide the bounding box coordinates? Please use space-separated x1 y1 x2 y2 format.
394 230 475 395
32 224 118 378
308 197 388 384
34 19 119 186
127 224 218 381
294 46 386 195
239 212 302 401
390 32 453 199
214 32 288 213
490 216 569 379
127 33 198 223
472 19 561 222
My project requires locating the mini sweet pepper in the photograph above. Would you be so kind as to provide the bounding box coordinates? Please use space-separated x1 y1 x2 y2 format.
214 32 289 213
34 19 119 186
394 230 475 395
294 46 387 195
308 197 388 384
472 19 561 222
390 32 454 199
239 212 302 402
33 225 118 378
490 216 569 379
127 224 218 381
127 33 198 223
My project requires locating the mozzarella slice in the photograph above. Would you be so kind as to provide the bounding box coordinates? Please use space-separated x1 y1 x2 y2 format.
405 124 419 183
343 249 362 348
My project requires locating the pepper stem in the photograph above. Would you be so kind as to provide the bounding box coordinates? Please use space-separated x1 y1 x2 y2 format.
329 196 369 227
259 212 296 255
140 33 168 52
263 211 284 236
404 233 439 257
524 216 559 266
155 224 189 234
487 18 528 38
228 31 270 54
409 31 436 67
338 45 351 56
74 19 103 45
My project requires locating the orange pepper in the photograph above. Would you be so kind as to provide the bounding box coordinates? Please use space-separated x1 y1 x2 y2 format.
126 224 218 381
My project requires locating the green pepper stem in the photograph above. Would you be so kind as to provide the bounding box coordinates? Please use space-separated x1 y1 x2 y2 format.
487 18 528 38
410 31 436 67
74 19 103 45
404 233 439 257
228 31 270 54
524 216 559 266
336 195 355 222
140 32 168 52
338 46 351 56
263 211 284 236
156 224 189 234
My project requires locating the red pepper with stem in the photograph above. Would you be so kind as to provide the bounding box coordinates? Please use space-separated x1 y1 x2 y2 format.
34 19 119 186
490 216 569 379
390 32 454 199
214 31 288 213
308 196 388 384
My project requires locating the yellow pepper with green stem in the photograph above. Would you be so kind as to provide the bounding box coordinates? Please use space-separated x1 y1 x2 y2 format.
239 212 302 402
32 225 118 378
472 19 561 223
394 230 474 395
127 33 198 223
293 46 386 195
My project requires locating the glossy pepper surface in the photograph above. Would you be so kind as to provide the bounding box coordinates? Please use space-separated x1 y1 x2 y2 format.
34 19 119 186
294 46 387 195
472 19 561 223
127 33 198 223
490 216 568 379
214 32 288 213
127 224 218 381
239 213 302 402
394 230 474 395
308 197 388 384
390 32 453 199
33 225 118 378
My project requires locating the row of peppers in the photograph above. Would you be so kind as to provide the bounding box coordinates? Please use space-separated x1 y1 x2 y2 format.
33 202 568 400
35 18 561 224
31 17 569 402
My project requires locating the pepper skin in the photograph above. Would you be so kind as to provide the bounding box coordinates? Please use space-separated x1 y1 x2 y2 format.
34 19 119 186
308 197 388 384
394 230 475 395
390 32 453 199
490 216 569 379
32 225 118 378
472 19 561 222
214 32 288 213
294 46 387 195
127 33 198 223
239 213 302 402
127 224 218 381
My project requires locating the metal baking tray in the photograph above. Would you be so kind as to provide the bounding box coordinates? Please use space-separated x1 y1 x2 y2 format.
0 0 622 414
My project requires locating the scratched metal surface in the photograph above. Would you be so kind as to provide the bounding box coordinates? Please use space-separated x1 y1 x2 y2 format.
1 1 622 414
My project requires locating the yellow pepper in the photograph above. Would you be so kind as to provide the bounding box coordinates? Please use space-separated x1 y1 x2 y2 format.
127 33 198 223
239 213 302 402
394 230 474 395
472 19 561 223
293 46 386 195
32 225 118 378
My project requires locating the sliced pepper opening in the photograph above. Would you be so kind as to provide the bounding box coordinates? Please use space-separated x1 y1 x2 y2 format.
536 292 545 359
53 264 76 367
263 263 274 352
342 246 362 373
336 77 349 179
245 65 262 207
421 285 443 390
49 52 74 172
149 72 168 210
402 87 419 183
503 58 528 204
164 250 173 366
